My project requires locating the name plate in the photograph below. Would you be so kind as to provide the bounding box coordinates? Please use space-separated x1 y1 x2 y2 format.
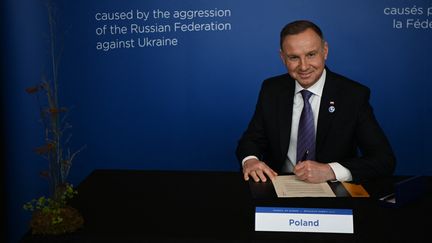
255 207 353 233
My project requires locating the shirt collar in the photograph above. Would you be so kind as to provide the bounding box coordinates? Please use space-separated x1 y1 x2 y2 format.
294 69 326 97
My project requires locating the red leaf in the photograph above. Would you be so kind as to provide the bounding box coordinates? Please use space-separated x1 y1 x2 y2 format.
25 86 39 94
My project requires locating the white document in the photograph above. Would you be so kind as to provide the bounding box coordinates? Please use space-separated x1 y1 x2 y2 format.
272 175 336 197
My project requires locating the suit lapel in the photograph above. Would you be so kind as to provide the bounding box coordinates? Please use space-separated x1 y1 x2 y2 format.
316 70 339 155
278 77 295 157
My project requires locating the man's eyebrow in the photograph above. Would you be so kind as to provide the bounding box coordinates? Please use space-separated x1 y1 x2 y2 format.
283 52 298 57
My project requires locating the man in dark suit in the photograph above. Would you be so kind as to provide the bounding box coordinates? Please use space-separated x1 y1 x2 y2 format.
236 20 395 183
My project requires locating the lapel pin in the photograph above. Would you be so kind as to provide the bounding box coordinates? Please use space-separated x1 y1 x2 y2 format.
328 101 335 113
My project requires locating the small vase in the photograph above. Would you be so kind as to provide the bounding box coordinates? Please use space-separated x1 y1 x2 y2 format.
29 206 84 235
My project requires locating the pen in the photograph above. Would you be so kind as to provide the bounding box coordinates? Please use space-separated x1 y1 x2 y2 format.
301 150 309 162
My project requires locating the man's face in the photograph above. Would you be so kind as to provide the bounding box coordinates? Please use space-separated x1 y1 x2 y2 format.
280 28 328 88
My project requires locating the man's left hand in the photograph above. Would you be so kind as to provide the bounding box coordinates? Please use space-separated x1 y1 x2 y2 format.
293 160 336 183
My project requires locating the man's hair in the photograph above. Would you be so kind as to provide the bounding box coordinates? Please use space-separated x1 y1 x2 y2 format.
280 20 324 49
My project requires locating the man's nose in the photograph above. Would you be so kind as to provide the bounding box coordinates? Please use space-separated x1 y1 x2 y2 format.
299 58 308 70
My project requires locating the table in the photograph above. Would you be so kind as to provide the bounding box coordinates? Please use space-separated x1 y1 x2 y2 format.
21 170 432 242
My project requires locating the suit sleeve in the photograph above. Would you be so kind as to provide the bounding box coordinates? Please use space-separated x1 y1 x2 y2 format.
235 83 270 166
340 88 396 182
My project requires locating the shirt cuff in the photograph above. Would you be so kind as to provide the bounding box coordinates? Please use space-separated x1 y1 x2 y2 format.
328 162 353 182
242 156 259 167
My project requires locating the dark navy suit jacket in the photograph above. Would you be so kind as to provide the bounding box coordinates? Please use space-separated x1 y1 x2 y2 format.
236 68 396 182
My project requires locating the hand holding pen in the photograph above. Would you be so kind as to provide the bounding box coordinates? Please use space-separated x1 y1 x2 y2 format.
294 149 337 183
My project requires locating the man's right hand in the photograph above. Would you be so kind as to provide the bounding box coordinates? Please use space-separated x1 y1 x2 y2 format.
242 158 278 182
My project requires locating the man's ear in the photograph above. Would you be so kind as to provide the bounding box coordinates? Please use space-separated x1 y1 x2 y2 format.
323 42 329 60
279 49 287 65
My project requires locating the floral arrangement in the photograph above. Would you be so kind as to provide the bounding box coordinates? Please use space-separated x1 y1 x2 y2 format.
23 0 84 235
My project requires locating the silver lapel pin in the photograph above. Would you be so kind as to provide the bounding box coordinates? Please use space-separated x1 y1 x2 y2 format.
328 101 335 113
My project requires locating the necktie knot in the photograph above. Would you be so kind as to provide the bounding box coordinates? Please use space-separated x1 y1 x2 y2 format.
300 89 313 102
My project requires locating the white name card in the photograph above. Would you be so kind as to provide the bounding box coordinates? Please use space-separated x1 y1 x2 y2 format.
255 207 353 234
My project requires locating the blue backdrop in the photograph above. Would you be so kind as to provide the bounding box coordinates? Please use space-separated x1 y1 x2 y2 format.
3 0 432 242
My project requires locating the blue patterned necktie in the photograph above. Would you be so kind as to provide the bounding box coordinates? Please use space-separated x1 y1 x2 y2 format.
296 90 316 162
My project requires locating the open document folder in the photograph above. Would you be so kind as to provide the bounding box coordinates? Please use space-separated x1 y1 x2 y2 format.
272 175 336 197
